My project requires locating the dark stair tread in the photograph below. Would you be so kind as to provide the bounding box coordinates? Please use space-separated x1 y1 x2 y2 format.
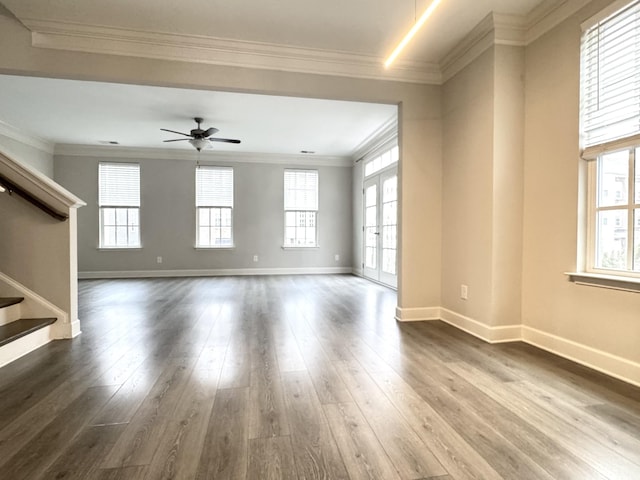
0 318 56 347
0 297 24 309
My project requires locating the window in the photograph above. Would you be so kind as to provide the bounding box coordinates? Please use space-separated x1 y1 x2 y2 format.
284 169 318 247
581 0 640 275
591 148 640 272
364 145 399 177
196 167 233 248
98 162 140 248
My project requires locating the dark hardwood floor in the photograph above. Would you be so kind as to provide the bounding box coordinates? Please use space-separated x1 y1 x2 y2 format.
0 274 639 479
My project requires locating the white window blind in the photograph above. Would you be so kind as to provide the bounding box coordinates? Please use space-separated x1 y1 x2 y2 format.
99 163 140 206
196 167 233 207
284 170 318 211
581 0 640 148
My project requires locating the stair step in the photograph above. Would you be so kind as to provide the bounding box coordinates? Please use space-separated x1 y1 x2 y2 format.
0 318 56 347
0 297 24 309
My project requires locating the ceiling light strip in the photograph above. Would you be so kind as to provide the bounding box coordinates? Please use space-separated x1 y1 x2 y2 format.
385 0 442 68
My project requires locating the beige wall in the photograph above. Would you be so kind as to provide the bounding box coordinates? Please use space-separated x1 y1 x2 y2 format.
441 48 496 324
0 13 442 309
441 44 525 329
491 45 525 327
0 191 72 312
441 0 640 373
522 0 640 363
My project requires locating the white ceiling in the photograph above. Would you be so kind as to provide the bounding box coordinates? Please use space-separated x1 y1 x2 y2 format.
0 74 396 156
0 0 549 157
1 0 546 62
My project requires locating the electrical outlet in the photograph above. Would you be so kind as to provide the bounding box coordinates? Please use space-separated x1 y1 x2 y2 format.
156 256 163 264
334 254 340 262
253 255 259 262
460 284 468 300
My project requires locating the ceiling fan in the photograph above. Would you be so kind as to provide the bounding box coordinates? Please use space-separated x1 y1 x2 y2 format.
161 117 241 151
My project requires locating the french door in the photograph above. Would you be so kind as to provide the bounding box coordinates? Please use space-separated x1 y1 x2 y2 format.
363 168 398 288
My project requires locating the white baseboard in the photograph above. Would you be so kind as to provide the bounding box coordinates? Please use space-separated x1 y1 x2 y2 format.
53 318 81 339
395 306 441 322
0 325 54 368
522 326 640 388
79 267 353 279
403 306 640 387
439 308 522 344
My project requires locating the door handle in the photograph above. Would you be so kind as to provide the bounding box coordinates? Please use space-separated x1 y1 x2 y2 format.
374 232 380 235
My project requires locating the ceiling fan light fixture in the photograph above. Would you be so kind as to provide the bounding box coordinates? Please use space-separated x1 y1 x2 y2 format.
189 138 210 151
384 0 442 68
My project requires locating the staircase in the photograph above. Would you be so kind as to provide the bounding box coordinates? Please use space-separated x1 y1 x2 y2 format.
0 297 57 366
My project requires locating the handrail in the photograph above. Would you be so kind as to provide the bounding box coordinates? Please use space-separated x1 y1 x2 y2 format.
0 174 68 221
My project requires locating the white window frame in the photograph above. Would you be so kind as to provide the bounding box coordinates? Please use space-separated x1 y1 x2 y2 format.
98 162 141 249
196 166 234 249
283 169 319 248
364 144 399 178
581 0 640 279
586 146 639 276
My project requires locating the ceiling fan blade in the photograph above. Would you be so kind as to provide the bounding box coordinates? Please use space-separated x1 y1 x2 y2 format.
160 128 192 137
163 138 190 142
209 138 241 144
203 127 219 137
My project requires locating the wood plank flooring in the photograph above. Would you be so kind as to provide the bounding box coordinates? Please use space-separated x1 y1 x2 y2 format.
0 274 639 479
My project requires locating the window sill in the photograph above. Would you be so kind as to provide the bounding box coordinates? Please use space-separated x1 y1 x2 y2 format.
281 246 320 250
565 272 640 293
98 246 142 250
195 246 235 250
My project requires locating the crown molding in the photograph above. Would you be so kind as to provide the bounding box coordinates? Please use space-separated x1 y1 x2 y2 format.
440 13 503 83
53 144 352 167
14 3 595 89
526 0 593 44
441 0 594 83
0 120 55 154
351 115 398 163
23 19 441 85
441 13 528 82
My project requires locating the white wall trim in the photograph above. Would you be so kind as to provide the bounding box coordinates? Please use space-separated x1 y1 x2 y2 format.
522 326 640 388
441 1 592 83
439 308 522 343
0 120 55 155
0 325 54 369
395 304 640 387
0 271 69 328
66 319 82 338
17 3 587 89
54 144 352 167
529 0 593 42
440 13 501 83
395 306 441 322
24 19 441 85
0 150 85 210
351 116 398 163
79 267 353 279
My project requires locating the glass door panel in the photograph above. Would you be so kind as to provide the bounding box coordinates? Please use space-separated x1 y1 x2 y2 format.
363 179 379 281
363 168 397 288
380 173 397 287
